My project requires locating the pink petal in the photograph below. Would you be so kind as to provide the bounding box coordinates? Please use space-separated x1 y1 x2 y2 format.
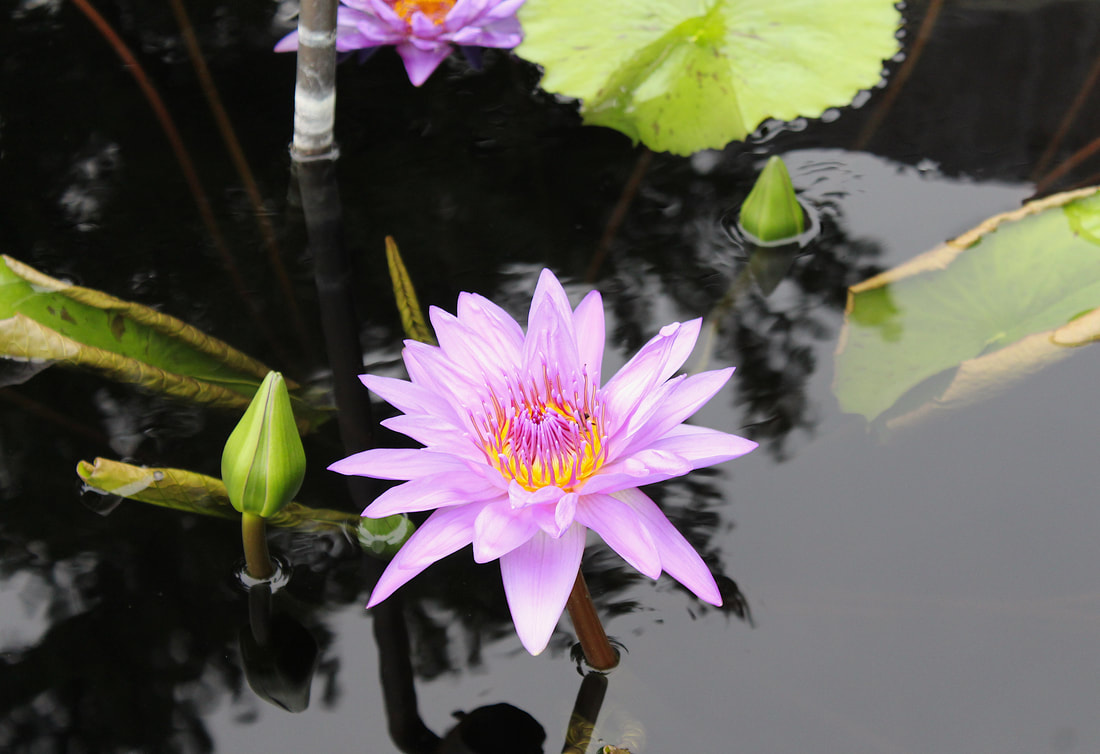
363 0 405 27
327 447 469 480
447 24 521 48
613 488 722 606
443 0 483 28
575 493 661 579
274 31 299 52
361 473 503 517
455 292 525 359
508 480 564 510
473 500 539 562
402 340 489 408
483 0 526 21
572 290 605 385
340 7 400 44
617 368 735 453
366 503 484 607
602 320 703 422
522 269 581 374
500 525 585 655
646 424 758 468
396 41 452 86
410 11 445 39
430 306 520 377
601 322 698 431
554 492 578 536
378 415 486 464
361 373 452 419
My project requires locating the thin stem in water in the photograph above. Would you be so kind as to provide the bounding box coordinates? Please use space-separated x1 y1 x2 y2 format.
70 0 295 369
241 511 274 580
168 0 315 363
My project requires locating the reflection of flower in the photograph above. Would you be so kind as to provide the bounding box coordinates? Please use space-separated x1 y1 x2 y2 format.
275 0 525 86
331 270 757 654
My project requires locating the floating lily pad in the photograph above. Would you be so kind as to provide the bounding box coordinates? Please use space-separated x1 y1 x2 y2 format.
516 0 901 155
834 186 1100 424
0 255 326 429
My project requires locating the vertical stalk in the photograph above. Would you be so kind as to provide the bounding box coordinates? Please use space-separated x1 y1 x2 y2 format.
565 570 619 671
241 511 275 580
168 0 315 364
291 0 339 161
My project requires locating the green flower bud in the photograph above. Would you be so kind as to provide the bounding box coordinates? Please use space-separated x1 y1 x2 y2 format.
222 371 306 518
739 155 806 243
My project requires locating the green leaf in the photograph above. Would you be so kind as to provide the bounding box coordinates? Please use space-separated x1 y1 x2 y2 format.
0 255 326 430
516 0 901 155
834 186 1100 425
77 457 413 555
385 236 436 345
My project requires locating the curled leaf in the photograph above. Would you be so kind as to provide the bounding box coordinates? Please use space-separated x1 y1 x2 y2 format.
0 255 327 429
385 236 436 345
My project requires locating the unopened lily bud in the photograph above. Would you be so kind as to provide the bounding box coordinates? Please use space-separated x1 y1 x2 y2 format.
222 371 305 518
740 155 805 243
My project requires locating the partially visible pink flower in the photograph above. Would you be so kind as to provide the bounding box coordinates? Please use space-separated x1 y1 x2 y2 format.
331 269 758 655
275 0 525 86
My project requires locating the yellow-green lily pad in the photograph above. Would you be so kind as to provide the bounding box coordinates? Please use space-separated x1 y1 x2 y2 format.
834 186 1100 424
516 0 901 155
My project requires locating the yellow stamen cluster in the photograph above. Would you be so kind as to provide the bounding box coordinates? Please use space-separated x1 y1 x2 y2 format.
473 369 607 493
390 0 456 25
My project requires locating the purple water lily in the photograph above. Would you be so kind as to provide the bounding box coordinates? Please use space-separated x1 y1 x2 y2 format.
275 0 525 86
331 270 757 654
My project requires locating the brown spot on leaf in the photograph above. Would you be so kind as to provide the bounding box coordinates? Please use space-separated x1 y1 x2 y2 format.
60 307 76 325
110 314 126 341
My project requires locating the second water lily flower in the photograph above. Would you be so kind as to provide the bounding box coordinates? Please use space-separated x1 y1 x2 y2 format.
275 0 525 87
331 270 757 655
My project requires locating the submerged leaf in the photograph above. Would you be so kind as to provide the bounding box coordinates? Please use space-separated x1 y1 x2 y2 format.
0 255 326 429
385 236 436 345
76 457 413 554
834 186 1100 425
516 0 901 155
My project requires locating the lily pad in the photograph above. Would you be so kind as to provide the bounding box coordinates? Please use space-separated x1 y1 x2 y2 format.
0 255 326 429
516 0 901 155
834 186 1100 424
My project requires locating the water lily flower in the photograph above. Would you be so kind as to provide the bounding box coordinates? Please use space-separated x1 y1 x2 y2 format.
275 0 525 87
331 270 757 654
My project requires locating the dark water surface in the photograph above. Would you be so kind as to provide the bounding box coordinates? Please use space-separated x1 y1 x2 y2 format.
3 1 1100 752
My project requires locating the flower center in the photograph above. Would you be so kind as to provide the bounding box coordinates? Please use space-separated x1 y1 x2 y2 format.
389 0 456 25
473 368 607 493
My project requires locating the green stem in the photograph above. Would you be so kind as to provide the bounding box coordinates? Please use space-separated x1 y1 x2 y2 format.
565 570 619 671
242 511 274 580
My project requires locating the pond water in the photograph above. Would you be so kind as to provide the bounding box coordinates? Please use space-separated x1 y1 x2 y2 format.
3 1 1100 752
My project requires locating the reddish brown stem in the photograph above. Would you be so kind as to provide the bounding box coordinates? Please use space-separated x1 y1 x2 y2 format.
167 0 314 363
854 0 944 150
585 148 653 284
1033 135 1100 197
70 0 295 369
565 570 619 671
1032 46 1100 182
